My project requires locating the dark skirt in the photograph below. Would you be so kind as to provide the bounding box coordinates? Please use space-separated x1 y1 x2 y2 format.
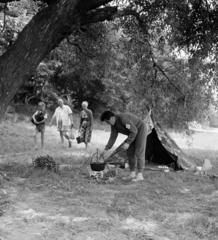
80 121 92 143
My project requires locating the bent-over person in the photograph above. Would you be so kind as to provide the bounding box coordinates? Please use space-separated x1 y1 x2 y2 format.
101 111 147 181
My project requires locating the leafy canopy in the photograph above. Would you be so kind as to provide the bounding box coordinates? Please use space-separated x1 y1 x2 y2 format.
0 0 218 126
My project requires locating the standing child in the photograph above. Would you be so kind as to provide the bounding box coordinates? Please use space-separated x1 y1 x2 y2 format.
32 102 47 150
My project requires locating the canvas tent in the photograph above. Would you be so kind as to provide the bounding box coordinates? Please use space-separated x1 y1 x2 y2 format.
105 122 196 171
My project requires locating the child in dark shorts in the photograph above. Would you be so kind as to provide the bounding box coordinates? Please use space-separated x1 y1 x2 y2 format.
32 102 47 150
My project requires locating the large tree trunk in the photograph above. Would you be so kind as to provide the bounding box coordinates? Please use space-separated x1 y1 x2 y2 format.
0 0 81 118
0 0 115 120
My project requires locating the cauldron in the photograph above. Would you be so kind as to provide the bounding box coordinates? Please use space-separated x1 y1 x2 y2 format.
90 162 106 172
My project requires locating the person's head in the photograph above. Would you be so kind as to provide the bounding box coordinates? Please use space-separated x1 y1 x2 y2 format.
100 111 116 126
38 102 45 111
58 98 64 107
82 101 88 110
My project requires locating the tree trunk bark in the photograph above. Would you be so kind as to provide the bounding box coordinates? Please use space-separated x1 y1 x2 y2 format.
0 0 119 120
0 0 81 119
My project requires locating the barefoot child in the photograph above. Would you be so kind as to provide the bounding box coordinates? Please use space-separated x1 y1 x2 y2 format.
32 102 47 149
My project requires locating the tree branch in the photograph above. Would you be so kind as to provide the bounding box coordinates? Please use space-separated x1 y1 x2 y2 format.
34 0 59 5
0 0 17 3
136 36 185 98
82 0 112 11
154 63 185 97
81 6 118 25
114 8 145 23
81 6 144 26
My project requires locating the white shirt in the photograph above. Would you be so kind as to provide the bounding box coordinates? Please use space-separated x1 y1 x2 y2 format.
54 105 72 126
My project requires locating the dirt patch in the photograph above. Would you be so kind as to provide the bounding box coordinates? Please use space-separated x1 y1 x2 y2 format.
0 176 175 240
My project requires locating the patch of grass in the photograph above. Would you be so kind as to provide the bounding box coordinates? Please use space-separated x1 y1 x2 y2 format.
2 116 218 239
0 122 33 154
1 158 218 239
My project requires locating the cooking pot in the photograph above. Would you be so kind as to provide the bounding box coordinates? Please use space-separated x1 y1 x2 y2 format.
90 162 106 172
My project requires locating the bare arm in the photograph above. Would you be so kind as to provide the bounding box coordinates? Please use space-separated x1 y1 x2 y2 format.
105 126 118 150
37 119 46 124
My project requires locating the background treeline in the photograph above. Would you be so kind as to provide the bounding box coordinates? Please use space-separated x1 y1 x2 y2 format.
1 0 218 128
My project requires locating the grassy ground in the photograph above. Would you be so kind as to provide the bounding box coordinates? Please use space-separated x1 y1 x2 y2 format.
1 113 218 240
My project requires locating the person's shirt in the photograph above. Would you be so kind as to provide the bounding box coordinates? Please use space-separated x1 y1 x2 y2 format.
105 112 143 150
32 110 47 124
54 105 72 126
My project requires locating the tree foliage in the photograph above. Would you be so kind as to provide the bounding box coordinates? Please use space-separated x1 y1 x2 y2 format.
0 0 218 126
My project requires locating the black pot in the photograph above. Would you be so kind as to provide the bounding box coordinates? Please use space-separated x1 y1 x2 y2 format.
90 162 106 171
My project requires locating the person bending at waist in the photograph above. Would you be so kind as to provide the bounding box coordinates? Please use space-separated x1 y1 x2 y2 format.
101 111 148 182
